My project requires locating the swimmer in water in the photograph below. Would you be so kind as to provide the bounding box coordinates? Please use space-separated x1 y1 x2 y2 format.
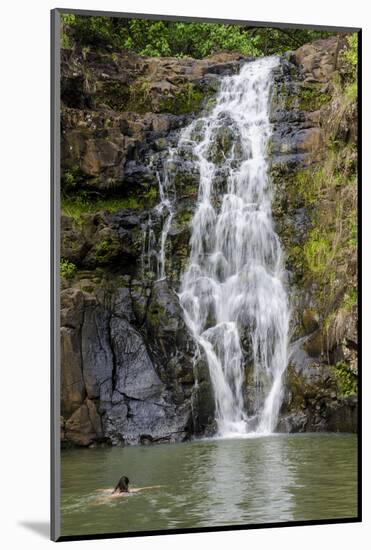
91 477 163 505
113 475 130 494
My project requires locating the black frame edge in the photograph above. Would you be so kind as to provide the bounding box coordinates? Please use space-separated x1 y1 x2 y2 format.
356 27 362 523
56 517 361 543
54 7 360 33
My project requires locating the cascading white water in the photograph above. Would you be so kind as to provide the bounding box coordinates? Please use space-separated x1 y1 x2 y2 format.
178 57 290 436
141 156 175 281
154 163 175 281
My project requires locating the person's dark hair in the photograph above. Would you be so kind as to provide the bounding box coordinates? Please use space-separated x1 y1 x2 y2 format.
113 475 130 493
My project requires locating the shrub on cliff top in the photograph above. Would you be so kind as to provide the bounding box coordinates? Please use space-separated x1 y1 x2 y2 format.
61 14 334 59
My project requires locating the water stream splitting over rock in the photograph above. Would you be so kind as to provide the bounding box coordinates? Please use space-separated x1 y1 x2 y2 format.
157 57 290 436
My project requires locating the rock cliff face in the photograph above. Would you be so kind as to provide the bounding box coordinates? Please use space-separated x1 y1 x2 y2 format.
60 36 358 447
269 37 358 432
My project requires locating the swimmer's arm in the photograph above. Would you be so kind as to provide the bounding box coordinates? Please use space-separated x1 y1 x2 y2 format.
130 485 163 493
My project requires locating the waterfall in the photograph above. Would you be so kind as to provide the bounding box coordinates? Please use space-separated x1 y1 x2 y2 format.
154 159 175 281
141 156 175 281
177 57 290 436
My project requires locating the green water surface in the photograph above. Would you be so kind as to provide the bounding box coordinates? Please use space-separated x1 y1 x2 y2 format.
60 433 358 536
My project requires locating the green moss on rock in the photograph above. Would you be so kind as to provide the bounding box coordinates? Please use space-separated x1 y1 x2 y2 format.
297 86 331 111
62 167 86 191
95 80 131 111
88 236 121 265
332 361 357 397
275 81 331 112
159 83 204 115
60 258 77 279
61 195 142 221
283 364 307 411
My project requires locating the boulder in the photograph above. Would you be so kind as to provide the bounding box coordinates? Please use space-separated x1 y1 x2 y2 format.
110 316 163 401
60 327 85 416
60 288 85 328
81 298 113 401
294 36 347 83
64 402 101 446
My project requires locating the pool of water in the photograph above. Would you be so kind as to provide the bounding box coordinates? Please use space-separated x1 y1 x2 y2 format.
60 433 358 536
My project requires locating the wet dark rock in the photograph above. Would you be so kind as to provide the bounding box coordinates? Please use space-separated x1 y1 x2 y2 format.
61 212 142 271
81 299 114 401
278 395 358 434
60 275 213 446
145 281 198 382
324 396 358 432
110 316 163 400
192 380 216 434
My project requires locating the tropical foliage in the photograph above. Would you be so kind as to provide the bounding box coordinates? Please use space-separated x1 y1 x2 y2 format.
61 14 333 58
